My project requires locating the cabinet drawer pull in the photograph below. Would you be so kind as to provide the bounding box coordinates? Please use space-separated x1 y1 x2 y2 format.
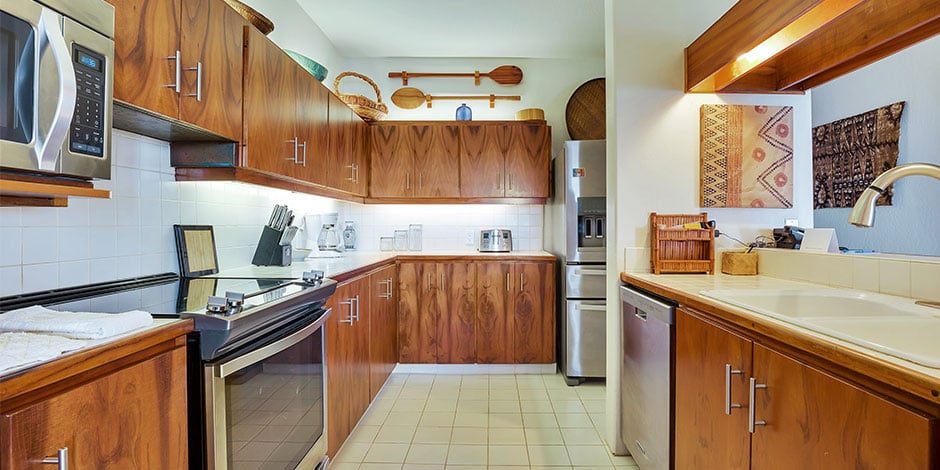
508 173 513 191
419 173 423 189
41 447 68 469
748 377 768 433
287 137 299 163
519 272 525 292
185 61 203 101
406 173 410 190
506 272 510 292
339 299 355 325
166 50 181 92
427 273 431 292
441 273 445 291
725 364 743 415
496 173 501 190
387 278 393 299
297 141 307 167
353 295 360 322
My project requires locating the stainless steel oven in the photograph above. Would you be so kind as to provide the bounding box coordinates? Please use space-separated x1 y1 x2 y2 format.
203 310 330 470
0 0 113 179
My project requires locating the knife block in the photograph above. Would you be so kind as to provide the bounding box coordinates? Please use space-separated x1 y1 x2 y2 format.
252 226 292 266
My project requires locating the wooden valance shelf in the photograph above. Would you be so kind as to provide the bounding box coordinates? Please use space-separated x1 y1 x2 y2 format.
0 179 111 207
686 0 940 93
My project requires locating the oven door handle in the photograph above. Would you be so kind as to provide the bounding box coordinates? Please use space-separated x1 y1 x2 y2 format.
215 308 331 378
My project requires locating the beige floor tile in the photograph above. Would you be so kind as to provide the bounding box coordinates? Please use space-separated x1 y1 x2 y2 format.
489 400 522 413
489 389 520 400
520 400 554 413
364 443 410 463
528 445 571 466
488 466 536 470
398 389 431 400
488 427 527 445
458 389 488 400
487 445 530 466
328 462 361 470
450 427 488 445
335 442 371 463
375 425 417 444
359 410 390 427
566 445 613 466
552 400 586 413
581 399 605 413
406 375 435 385
574 385 606 399
571 467 615 470
349 425 381 443
524 428 564 445
369 400 396 414
405 444 448 464
489 412 524 428
531 467 575 470
392 399 427 412
358 464 402 470
522 412 559 428
560 427 603 446
423 399 458 412
418 411 455 427
515 375 546 387
412 426 452 444
589 412 606 431
459 376 489 389
454 412 488 427
547 388 580 401
555 413 594 428
385 412 421 427
433 376 462 386
401 465 443 470
446 444 488 465
456 399 488 413
610 454 639 467
517 389 550 401
446 466 486 470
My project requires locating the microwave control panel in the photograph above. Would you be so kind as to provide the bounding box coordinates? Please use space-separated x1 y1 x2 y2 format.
69 44 106 158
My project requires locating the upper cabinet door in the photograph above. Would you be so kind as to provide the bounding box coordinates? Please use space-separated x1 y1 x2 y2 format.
242 27 297 177
505 124 551 198
413 125 460 198
179 0 244 140
108 0 181 119
351 116 370 196
295 75 330 186
370 125 414 198
459 124 506 198
328 95 366 195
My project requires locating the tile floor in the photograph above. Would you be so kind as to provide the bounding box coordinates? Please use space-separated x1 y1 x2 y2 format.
331 372 638 470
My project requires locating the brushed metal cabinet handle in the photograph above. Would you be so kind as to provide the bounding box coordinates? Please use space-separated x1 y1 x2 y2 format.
419 173 423 189
387 278 393 299
185 61 202 101
441 273 445 291
748 377 768 432
725 364 743 415
406 173 410 190
299 141 307 167
427 273 431 292
506 272 510 292
166 50 181 92
339 299 355 325
41 447 68 469
286 137 299 163
519 272 524 292
353 295 360 322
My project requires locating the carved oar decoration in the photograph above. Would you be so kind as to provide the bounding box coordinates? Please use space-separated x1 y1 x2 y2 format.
389 65 523 86
391 87 521 109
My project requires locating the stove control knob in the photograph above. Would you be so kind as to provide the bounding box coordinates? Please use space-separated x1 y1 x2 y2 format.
224 292 245 315
303 270 325 284
206 296 228 314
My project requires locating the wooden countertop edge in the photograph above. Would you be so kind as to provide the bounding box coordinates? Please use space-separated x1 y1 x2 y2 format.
329 254 555 283
620 272 940 413
0 319 193 410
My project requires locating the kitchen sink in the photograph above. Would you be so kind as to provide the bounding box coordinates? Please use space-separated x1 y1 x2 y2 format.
701 288 940 368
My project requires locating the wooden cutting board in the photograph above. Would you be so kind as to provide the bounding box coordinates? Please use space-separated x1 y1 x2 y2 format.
565 78 606 140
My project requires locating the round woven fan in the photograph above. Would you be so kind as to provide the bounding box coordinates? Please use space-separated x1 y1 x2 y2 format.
565 78 606 140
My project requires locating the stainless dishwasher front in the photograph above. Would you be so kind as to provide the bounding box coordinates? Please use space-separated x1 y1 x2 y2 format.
620 285 676 470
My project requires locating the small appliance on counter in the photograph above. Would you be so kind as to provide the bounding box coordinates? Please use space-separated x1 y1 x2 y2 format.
479 229 512 252
318 223 343 252
299 213 345 258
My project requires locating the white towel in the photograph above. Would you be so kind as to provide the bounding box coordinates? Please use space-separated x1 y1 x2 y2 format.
0 332 87 373
0 305 153 340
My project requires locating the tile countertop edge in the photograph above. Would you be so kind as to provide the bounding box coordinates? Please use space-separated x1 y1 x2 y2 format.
620 272 940 412
214 251 556 282
0 318 193 407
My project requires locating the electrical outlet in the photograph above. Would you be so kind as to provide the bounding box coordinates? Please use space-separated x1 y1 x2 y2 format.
785 218 799 227
464 231 476 246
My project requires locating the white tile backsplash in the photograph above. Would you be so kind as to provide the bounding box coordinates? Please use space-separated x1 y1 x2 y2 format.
0 129 548 297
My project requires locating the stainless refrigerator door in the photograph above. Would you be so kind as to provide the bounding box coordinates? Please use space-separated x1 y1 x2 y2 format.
565 264 607 299
564 299 607 379
565 140 606 263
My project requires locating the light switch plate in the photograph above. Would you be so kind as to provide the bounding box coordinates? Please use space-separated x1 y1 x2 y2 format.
464 231 476 246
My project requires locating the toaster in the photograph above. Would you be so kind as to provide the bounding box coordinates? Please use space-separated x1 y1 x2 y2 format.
479 229 513 252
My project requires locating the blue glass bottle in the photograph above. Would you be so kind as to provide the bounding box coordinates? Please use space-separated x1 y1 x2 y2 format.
456 103 472 121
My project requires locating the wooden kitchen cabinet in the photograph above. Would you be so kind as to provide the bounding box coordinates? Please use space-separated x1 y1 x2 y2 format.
295 71 331 186
398 262 476 363
108 0 244 140
476 262 514 363
477 261 554 363
370 124 461 198
676 307 937 469
0 324 190 470
438 263 477 363
325 275 371 457
328 95 369 196
369 264 398 400
459 123 551 199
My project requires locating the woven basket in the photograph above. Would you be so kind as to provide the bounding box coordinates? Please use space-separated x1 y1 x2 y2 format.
222 0 274 35
333 72 388 121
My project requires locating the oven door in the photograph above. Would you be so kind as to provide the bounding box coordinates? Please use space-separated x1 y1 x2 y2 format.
0 0 76 174
204 309 330 470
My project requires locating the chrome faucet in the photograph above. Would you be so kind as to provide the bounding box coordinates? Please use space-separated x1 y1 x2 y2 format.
848 163 940 227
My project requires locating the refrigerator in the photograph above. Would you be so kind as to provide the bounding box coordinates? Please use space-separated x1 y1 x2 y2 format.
548 140 607 385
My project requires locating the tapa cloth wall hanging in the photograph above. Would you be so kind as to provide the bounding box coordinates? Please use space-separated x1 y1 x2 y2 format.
700 105 794 208
812 101 905 209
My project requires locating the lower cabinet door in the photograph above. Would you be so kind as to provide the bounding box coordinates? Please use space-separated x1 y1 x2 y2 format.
750 344 936 469
398 263 439 363
369 265 398 399
2 347 188 469
437 262 476 363
476 262 513 363
512 262 554 363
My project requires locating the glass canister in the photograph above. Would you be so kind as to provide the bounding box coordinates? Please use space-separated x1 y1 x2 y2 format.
393 230 408 251
408 224 423 251
342 221 357 250
379 237 394 251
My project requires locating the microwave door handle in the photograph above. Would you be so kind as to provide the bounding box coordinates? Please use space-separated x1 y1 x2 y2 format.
36 9 76 172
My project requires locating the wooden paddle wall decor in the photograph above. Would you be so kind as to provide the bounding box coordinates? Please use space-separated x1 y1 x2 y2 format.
389 65 523 86
391 87 521 109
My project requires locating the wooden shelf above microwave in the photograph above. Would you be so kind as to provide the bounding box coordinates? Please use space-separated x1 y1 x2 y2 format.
685 0 940 93
0 175 111 207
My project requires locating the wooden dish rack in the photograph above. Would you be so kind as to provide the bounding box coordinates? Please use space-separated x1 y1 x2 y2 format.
650 212 715 274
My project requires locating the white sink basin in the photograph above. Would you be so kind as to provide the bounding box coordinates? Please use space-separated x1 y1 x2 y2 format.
701 288 940 368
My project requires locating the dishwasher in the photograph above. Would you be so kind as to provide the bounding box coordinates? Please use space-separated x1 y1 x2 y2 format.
620 284 676 470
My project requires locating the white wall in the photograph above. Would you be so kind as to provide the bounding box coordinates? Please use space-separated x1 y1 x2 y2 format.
812 35 940 257
342 57 605 155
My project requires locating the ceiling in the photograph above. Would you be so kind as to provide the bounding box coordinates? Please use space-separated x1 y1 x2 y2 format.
295 0 605 59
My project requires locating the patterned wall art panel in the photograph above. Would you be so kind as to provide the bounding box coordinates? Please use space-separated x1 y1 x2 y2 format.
812 101 905 209
700 105 794 208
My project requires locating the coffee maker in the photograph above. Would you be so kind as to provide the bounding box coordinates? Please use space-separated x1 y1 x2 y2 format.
299 213 344 257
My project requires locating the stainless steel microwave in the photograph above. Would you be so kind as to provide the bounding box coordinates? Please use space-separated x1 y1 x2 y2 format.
1 0 114 180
